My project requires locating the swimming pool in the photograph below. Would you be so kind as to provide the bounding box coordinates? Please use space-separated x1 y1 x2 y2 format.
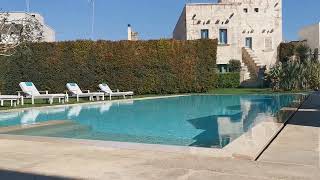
0 94 305 148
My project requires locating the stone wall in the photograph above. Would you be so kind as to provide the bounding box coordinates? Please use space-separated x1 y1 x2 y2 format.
173 0 283 68
299 23 320 51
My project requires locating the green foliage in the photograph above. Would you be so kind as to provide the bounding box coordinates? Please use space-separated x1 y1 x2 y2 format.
267 63 282 91
0 39 218 95
267 61 320 91
278 42 296 63
216 73 240 88
295 44 310 63
0 55 8 92
308 62 320 90
228 59 241 72
278 42 316 64
312 48 319 63
273 42 320 91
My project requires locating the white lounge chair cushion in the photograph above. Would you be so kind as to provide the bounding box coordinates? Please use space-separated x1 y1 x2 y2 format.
99 84 113 93
66 83 83 95
67 83 104 96
20 82 66 98
19 82 41 96
99 84 133 95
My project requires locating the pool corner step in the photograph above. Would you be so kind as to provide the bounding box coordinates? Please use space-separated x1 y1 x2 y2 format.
0 120 75 134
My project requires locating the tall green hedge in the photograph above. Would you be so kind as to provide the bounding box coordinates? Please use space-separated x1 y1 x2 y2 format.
216 73 240 88
0 39 218 95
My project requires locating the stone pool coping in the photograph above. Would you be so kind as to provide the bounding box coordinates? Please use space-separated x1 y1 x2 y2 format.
0 94 308 160
0 118 294 160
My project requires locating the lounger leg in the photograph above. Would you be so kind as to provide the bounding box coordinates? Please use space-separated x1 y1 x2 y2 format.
1 100 3 106
97 96 100 101
66 94 69 103
21 97 24 105
10 100 13 107
32 97 35 105
109 95 112 101
58 98 61 103
123 95 126 99
102 95 105 101
50 98 53 104
77 95 80 102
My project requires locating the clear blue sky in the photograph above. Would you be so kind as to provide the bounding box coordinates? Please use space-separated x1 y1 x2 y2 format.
1 0 319 41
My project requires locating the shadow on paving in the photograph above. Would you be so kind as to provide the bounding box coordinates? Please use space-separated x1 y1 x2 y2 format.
287 92 320 128
0 169 74 180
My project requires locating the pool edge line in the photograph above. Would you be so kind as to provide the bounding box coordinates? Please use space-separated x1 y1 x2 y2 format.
0 95 190 113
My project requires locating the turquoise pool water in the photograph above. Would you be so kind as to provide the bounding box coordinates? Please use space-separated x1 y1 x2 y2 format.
0 94 305 148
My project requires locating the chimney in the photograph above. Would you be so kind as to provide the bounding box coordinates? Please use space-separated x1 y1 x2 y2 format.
128 24 132 41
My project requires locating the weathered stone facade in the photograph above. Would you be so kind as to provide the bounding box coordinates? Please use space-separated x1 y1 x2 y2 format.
0 12 55 42
173 0 282 69
299 22 320 52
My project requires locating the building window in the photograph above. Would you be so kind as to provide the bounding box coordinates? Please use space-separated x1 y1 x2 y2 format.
265 37 273 50
254 8 259 12
243 8 248 13
218 64 229 73
219 29 228 44
201 29 209 39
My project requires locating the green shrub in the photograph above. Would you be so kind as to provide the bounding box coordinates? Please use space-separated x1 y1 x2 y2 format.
278 42 297 63
216 73 240 88
0 39 218 95
272 42 320 91
312 48 319 62
278 41 313 63
228 59 241 72
0 55 8 93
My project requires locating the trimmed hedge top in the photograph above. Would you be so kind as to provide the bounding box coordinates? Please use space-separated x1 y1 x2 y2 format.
0 39 218 95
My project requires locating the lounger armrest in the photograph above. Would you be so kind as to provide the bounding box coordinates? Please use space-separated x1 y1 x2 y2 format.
39 91 49 94
16 91 22 96
83 90 90 93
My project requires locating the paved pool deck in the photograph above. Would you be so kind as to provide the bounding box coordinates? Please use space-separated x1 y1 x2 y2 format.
258 92 320 167
0 93 318 179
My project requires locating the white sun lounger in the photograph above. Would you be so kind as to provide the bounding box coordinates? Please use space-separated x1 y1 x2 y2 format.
19 82 68 105
98 84 133 100
0 94 24 107
66 83 105 102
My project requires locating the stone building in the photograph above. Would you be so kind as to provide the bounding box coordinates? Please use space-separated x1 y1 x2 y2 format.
173 0 283 84
299 22 320 55
0 12 55 43
127 24 139 41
